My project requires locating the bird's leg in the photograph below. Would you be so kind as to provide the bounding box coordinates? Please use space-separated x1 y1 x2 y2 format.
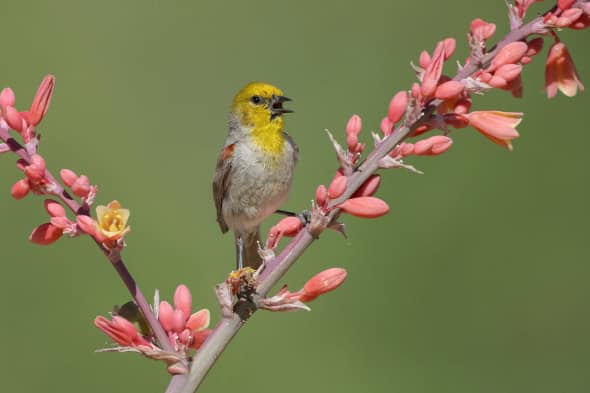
236 236 244 270
274 209 311 225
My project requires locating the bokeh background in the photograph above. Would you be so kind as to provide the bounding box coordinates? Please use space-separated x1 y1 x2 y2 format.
1 1 589 392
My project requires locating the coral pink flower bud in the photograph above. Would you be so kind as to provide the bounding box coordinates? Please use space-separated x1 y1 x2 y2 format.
353 175 381 197
328 175 347 199
487 75 508 89
569 13 590 29
44 199 66 217
76 215 98 236
453 97 472 114
443 113 469 129
346 134 358 151
0 88 15 107
337 197 389 218
380 117 394 136
94 316 134 346
410 124 432 137
11 179 30 199
443 38 456 60
31 154 46 171
190 329 212 349
488 42 528 72
419 50 431 68
276 216 304 235
388 91 407 124
50 216 71 229
554 8 583 27
479 72 492 83
434 81 464 100
300 268 347 302
515 0 542 18
171 309 186 333
545 41 584 98
112 316 138 338
495 64 523 82
71 175 91 197
345 114 362 136
413 135 453 156
158 301 174 332
60 169 78 187
187 309 210 332
315 184 328 207
29 75 55 126
465 111 522 150
526 38 544 57
4 106 24 132
174 285 192 322
266 216 303 249
558 0 576 10
470 18 496 41
421 41 445 97
29 222 63 245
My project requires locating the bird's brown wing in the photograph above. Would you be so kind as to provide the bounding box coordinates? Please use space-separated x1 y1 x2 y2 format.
283 132 299 163
212 144 235 233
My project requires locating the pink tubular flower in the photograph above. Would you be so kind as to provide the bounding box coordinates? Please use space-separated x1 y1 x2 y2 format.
515 0 542 18
421 41 446 98
327 175 347 199
413 135 453 156
95 316 151 347
465 111 523 150
10 179 30 199
337 197 390 218
380 116 394 136
387 91 408 124
27 75 55 126
487 42 528 73
266 216 304 249
353 175 381 198
95 284 212 372
299 268 348 302
470 18 496 41
28 199 77 245
59 169 78 187
345 114 362 152
29 222 63 245
0 88 15 107
315 184 328 208
158 285 212 351
3 106 25 132
545 41 584 98
435 81 465 100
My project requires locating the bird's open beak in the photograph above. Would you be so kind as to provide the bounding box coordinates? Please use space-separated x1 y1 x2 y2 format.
270 95 293 118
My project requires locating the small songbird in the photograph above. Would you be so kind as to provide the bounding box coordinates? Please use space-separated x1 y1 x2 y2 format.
213 82 298 269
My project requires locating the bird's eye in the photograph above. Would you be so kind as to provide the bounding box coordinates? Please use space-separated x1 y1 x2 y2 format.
250 95 263 105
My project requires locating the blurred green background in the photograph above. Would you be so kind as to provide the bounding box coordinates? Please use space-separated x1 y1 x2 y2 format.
1 1 589 392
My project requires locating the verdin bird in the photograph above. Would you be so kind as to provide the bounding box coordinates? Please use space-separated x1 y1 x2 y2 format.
213 82 298 269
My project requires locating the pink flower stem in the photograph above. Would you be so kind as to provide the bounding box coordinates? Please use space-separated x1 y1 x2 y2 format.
177 4 567 392
0 124 174 354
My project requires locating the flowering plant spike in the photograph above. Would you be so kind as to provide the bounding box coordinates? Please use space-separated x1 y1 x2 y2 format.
0 1 587 393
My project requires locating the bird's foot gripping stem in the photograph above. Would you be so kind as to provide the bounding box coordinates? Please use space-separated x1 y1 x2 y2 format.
275 209 311 226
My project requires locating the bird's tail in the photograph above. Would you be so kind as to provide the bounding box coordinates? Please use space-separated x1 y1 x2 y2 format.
235 230 263 270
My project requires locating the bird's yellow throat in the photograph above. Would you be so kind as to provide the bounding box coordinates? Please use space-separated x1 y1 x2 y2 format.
250 118 285 156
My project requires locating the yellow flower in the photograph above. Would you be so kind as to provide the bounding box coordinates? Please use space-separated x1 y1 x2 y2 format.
96 200 130 240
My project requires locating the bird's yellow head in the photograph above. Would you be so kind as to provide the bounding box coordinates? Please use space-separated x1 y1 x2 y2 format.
231 82 293 155
232 82 292 130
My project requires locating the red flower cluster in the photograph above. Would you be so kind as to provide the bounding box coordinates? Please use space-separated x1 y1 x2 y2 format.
95 285 212 374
